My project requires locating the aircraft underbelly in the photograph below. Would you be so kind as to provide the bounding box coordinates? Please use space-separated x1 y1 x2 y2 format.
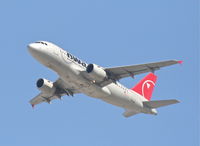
58 67 142 111
101 94 142 111
55 57 142 111
100 84 143 111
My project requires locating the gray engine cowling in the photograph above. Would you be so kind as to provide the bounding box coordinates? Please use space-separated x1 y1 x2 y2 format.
36 78 56 95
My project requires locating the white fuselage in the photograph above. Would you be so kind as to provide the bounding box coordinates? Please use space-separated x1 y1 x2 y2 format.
28 41 153 114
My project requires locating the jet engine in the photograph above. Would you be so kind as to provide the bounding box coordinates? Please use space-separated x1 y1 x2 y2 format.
86 64 107 82
36 78 56 95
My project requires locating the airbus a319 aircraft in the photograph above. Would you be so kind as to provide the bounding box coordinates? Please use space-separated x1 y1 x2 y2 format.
28 41 181 117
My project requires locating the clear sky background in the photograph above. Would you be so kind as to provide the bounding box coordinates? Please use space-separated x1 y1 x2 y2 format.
0 0 198 146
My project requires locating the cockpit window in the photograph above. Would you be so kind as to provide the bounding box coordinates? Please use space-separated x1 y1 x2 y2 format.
35 41 47 45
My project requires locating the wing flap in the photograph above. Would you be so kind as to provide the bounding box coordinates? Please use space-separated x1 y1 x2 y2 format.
143 99 180 108
54 78 80 94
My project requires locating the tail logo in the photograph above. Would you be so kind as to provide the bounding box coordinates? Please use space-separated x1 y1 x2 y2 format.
142 80 155 97
146 83 151 88
131 73 157 100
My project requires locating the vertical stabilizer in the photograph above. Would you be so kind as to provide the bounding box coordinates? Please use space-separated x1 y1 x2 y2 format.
131 73 157 100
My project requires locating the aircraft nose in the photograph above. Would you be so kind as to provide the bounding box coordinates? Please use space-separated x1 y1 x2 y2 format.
27 42 50 65
28 43 41 55
28 43 38 51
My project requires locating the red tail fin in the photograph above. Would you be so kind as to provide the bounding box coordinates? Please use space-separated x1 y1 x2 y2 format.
131 73 157 101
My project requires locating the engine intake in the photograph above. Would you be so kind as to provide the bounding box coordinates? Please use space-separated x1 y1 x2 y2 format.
86 64 95 73
86 64 107 82
37 79 44 88
36 78 56 95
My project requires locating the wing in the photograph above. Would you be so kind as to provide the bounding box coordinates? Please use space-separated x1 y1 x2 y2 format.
30 78 80 107
53 78 80 95
30 93 58 107
105 60 182 81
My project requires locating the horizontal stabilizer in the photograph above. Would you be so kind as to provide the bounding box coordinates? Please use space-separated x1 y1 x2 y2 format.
123 110 139 118
143 99 180 108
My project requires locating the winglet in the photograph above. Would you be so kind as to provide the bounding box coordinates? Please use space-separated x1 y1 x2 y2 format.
178 60 183 64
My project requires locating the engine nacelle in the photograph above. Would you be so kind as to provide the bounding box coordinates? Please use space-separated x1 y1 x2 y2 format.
36 78 56 95
86 64 107 82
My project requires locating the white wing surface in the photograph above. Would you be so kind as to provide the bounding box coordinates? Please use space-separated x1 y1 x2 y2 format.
30 78 80 107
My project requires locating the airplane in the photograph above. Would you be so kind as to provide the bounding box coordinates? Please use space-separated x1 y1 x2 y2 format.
28 41 182 117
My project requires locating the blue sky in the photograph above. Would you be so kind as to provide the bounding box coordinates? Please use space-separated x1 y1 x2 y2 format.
0 0 198 146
